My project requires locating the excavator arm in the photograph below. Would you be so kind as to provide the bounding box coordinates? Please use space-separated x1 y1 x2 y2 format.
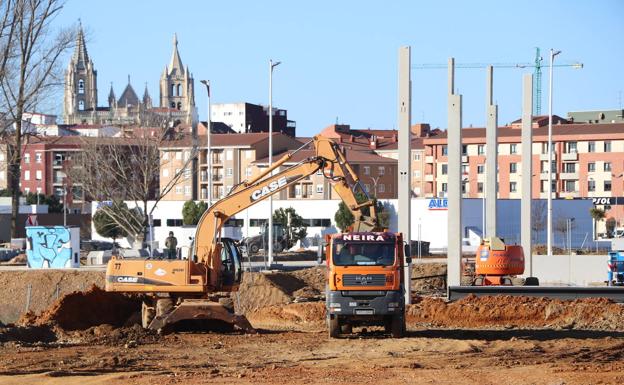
194 135 379 288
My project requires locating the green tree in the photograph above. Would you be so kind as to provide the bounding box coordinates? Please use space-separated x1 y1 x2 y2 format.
272 207 307 248
182 200 208 225
93 206 128 243
93 200 143 247
334 192 387 231
24 192 63 213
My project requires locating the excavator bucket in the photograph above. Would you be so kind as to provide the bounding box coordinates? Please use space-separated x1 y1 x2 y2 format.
148 299 256 334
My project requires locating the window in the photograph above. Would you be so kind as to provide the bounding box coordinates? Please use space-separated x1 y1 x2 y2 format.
184 151 190 161
78 79 85 94
35 153 42 163
604 141 612 152
24 153 30 163
413 153 421 161
462 145 468 155
250 219 267 227
563 163 576 173
78 100 84 111
163 169 169 177
563 180 575 192
378 166 385 175
588 180 596 192
510 144 517 154
413 170 421 178
441 164 448 175
604 162 612 172
184 168 191 179
24 170 30 180
226 168 233 176
441 183 448 192
542 161 556 173
588 162 595 172
184 186 191 196
166 219 183 227
477 182 484 193
379 184 385 193
510 182 517 193
477 164 484 174
588 141 596 152
224 218 244 227
163 151 169 160
175 151 182 160
24 187 30 194
509 162 517 173
605 181 612 192
35 170 42 180
442 146 448 156
175 186 183 194
566 141 577 153
478 145 485 155
461 164 469 174
363 166 370 175
461 181 467 194
152 219 162 227
245 167 252 177
316 184 323 194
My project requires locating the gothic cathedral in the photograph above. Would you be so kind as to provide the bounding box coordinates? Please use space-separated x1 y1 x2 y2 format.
63 26 196 126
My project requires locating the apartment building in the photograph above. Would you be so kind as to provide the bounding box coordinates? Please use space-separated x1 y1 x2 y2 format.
159 132 303 201
422 118 624 220
211 102 296 136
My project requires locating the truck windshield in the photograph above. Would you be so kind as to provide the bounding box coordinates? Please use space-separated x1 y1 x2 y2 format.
333 243 395 266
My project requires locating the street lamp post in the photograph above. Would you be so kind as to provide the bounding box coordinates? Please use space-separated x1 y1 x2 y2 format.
268 59 281 267
547 49 561 257
200 80 212 205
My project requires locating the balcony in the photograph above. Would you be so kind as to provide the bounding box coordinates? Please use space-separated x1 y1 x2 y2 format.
562 152 578 161
211 156 223 164
539 152 556 161
461 155 468 163
540 171 556 180
212 174 223 182
425 155 434 163
200 172 208 182
560 191 580 199
560 172 579 180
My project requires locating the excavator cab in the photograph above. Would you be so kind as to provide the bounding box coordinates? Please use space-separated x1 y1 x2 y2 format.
219 237 243 290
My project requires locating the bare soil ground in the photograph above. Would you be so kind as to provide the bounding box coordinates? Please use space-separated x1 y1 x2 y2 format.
2 266 624 384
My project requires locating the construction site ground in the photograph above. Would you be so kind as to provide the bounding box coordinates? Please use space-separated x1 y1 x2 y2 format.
1 262 624 385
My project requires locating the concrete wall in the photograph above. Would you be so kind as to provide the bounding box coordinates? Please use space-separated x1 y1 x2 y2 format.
525 254 609 286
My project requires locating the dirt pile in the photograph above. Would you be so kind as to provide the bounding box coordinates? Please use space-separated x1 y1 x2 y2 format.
19 285 140 331
407 295 624 330
247 302 326 330
411 262 446 294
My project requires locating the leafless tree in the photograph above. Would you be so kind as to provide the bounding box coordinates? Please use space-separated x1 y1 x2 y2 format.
531 200 547 245
0 0 74 237
68 124 197 247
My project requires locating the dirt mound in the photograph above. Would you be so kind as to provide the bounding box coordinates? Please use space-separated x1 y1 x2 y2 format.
411 262 446 294
247 302 326 330
407 295 624 330
20 285 140 331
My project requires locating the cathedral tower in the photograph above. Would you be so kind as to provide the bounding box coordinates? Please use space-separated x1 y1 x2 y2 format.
160 34 195 121
63 24 98 124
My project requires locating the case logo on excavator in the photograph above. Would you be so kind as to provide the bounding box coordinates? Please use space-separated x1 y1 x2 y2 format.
116 276 139 283
251 177 288 201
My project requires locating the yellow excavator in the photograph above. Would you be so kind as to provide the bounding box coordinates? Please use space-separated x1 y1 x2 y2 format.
105 135 379 333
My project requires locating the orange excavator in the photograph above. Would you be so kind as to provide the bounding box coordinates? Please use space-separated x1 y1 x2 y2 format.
105 135 379 333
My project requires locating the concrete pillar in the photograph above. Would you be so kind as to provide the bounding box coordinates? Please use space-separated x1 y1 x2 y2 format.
521 73 533 276
447 57 462 287
398 46 412 304
485 66 498 237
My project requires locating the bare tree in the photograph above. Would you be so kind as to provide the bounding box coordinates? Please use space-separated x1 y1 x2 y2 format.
0 0 74 237
531 200 547 245
68 124 197 247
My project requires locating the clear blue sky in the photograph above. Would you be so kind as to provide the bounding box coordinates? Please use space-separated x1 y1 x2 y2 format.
53 0 624 136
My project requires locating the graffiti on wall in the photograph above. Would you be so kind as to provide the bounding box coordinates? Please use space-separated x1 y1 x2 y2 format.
26 227 72 268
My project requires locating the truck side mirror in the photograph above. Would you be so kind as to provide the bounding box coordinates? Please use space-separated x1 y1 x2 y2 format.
405 256 412 264
404 244 411 258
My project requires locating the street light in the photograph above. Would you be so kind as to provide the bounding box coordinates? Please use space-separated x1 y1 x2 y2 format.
267 59 281 267
547 49 561 257
200 80 212 205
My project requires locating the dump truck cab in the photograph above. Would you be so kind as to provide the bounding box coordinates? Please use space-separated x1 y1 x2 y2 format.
325 231 408 338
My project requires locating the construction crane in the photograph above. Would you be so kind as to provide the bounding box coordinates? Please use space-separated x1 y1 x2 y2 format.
413 48 583 115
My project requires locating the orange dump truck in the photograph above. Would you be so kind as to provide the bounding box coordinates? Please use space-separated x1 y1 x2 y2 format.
325 231 410 338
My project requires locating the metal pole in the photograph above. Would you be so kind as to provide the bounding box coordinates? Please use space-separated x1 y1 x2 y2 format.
547 49 561 257
200 80 212 204
268 60 281 267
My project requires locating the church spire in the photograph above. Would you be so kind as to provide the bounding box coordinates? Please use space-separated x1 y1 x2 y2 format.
108 82 116 108
168 33 184 75
142 82 152 108
72 20 89 66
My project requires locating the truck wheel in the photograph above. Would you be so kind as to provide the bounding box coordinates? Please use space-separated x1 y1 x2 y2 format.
340 323 352 335
390 315 405 338
249 244 260 254
141 300 155 329
524 277 539 286
328 315 340 338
